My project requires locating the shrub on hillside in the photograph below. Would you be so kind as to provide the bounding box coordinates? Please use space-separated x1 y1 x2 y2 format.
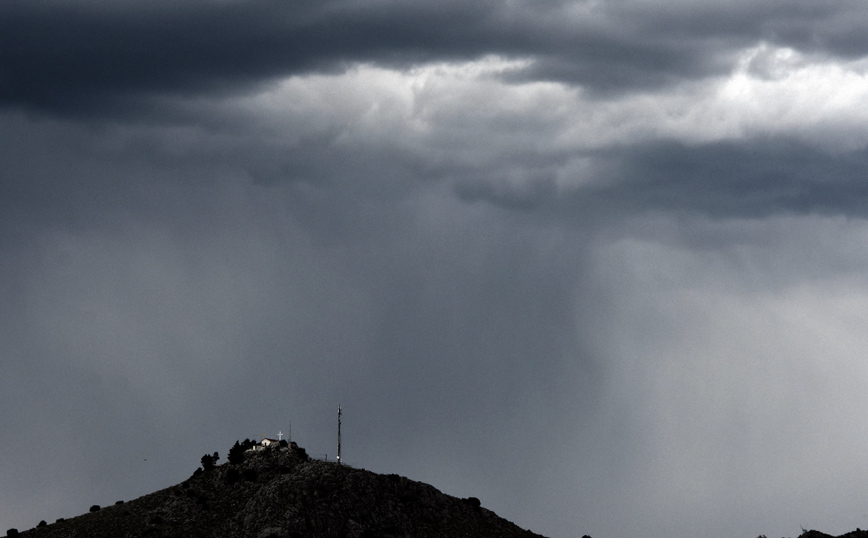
464 497 481 509
89 505 101 512
243 468 258 482
225 468 241 485
6 529 19 537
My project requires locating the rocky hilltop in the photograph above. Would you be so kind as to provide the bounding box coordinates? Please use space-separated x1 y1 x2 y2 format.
800 532 868 538
12 441 547 538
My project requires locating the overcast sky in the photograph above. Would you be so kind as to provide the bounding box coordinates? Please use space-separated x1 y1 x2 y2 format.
3 1 868 537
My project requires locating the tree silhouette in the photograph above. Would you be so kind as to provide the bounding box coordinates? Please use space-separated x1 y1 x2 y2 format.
228 441 245 465
201 452 219 471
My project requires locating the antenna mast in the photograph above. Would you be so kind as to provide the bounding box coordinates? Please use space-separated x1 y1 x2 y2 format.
337 404 342 465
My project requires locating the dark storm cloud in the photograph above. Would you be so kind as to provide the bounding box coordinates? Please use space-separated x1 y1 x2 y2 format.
457 140 868 221
590 140 868 218
0 0 500 114
5 0 868 115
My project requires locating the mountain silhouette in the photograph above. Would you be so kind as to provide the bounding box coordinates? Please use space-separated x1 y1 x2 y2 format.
11 440 548 538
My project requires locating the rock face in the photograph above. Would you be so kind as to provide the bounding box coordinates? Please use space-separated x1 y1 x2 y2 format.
18 443 547 538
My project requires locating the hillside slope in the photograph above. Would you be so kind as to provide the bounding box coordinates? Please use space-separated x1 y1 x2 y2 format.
14 442 547 538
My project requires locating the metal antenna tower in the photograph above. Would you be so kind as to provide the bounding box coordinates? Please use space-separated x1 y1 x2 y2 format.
337 404 342 465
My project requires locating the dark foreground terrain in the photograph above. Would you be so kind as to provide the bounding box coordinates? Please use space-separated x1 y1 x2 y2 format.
799 529 868 538
10 441 546 538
